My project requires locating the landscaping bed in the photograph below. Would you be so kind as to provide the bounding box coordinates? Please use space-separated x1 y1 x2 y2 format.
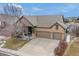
2 37 29 50
54 40 68 56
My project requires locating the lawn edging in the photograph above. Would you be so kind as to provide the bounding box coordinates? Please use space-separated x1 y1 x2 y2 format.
3 37 28 50
63 38 76 56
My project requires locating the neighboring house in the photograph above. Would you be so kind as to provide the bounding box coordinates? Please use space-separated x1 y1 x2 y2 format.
0 14 67 40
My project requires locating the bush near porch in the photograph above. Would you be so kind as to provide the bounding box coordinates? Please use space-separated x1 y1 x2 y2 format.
3 37 28 50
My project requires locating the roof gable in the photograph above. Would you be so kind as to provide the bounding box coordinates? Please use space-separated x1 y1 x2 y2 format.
50 22 66 30
16 16 33 26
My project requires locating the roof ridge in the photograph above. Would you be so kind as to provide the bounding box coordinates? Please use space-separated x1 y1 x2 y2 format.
24 15 64 17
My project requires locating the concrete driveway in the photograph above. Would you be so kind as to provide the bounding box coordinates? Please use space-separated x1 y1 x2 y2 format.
18 38 59 56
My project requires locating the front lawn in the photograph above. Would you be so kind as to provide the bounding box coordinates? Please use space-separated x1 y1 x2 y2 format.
3 37 29 50
66 40 79 56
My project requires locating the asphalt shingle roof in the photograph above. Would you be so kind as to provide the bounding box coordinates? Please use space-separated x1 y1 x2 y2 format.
24 15 66 29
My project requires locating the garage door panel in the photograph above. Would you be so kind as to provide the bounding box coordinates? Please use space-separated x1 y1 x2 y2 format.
36 31 50 39
52 32 62 40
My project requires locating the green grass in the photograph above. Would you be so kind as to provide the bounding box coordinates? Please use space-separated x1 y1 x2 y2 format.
67 41 79 56
3 37 28 50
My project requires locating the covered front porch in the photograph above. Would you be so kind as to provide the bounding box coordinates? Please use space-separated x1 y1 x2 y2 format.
22 26 34 40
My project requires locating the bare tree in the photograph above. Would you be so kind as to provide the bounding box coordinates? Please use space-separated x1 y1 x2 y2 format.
3 4 23 16
74 26 79 37
68 24 79 36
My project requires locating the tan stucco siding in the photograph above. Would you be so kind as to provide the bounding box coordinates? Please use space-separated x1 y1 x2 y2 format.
35 25 65 40
51 25 65 33
35 25 65 33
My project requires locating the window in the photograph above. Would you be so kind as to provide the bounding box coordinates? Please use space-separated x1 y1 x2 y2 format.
56 24 59 30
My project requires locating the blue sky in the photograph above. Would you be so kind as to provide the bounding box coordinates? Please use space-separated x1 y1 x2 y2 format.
0 3 79 17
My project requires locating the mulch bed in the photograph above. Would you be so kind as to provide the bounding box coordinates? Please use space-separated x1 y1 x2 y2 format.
54 40 68 56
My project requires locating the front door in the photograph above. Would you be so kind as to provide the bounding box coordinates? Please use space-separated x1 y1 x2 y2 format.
28 27 32 36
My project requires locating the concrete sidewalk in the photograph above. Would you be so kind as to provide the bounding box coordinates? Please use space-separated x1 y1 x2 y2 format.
18 38 59 56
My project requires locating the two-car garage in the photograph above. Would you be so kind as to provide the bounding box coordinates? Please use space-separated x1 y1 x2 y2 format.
36 31 64 40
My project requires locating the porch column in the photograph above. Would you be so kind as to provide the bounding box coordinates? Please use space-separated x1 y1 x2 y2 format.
33 30 37 39
32 33 34 39
50 32 52 39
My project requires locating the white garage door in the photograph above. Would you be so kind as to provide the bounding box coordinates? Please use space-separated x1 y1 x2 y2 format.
36 31 50 39
52 32 63 40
